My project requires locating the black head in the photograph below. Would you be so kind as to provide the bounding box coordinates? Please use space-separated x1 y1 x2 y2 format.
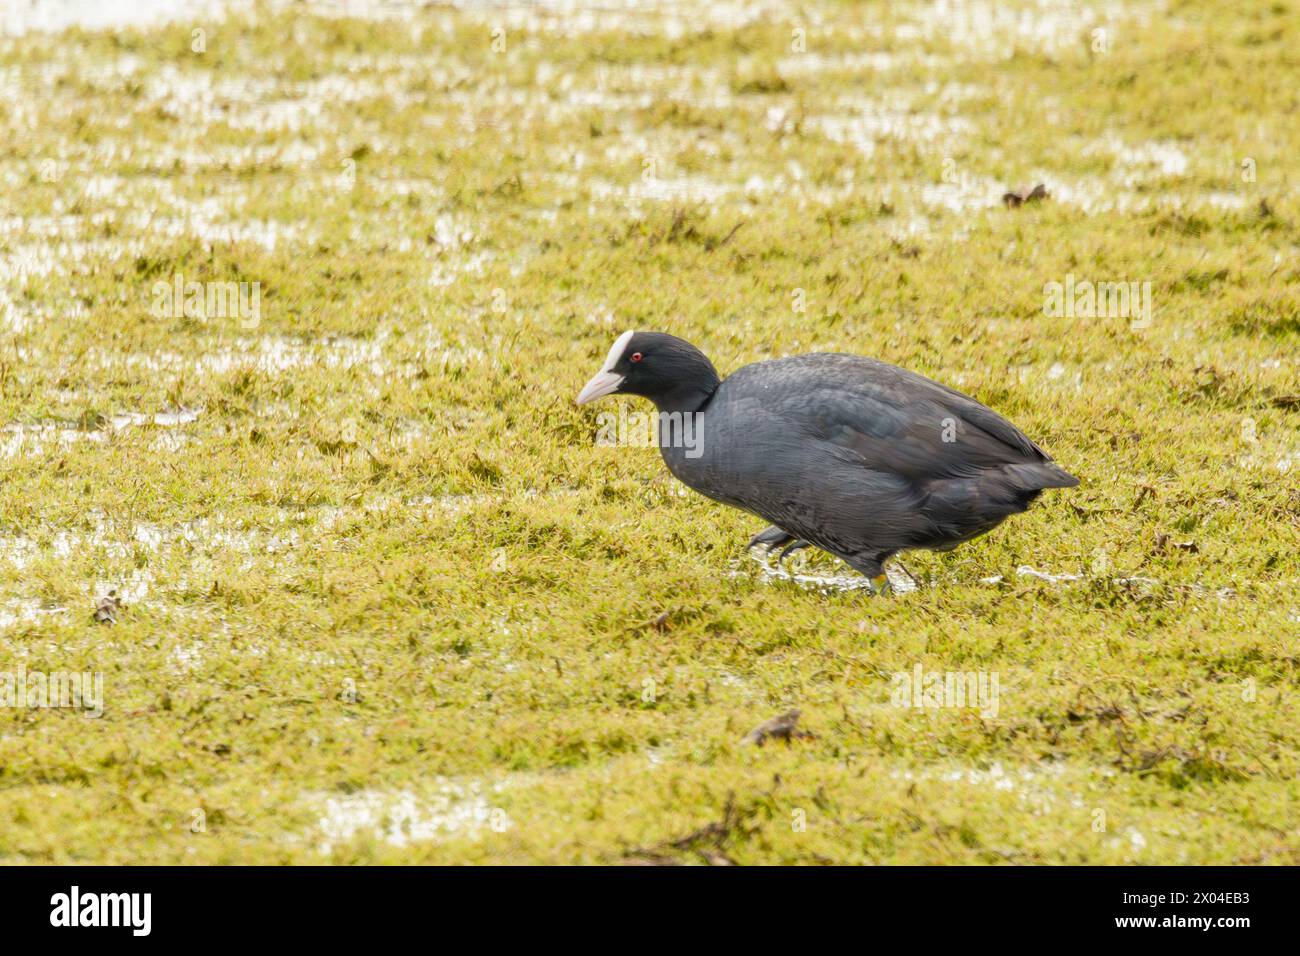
576 331 720 413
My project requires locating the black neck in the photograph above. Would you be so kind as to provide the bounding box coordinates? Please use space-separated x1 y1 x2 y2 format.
651 376 720 414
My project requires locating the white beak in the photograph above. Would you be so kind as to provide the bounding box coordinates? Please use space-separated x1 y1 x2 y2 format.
576 330 635 405
576 369 624 405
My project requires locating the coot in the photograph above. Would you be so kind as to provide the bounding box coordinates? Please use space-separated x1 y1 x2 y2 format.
577 331 1078 593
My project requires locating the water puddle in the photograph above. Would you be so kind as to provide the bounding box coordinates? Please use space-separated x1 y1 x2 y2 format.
0 598 70 631
1013 565 1082 585
814 110 973 158
904 0 1165 60
992 566 1233 600
777 50 954 77
431 0 780 37
735 553 1237 601
891 760 1087 816
309 780 510 854
1 408 202 459
742 547 919 594
0 0 236 36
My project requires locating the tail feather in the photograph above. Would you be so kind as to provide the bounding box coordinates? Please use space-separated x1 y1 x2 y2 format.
915 462 1077 549
1001 461 1080 492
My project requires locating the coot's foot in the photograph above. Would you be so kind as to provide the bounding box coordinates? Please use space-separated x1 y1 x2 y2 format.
776 539 811 566
747 525 794 553
746 526 813 567
845 553 893 595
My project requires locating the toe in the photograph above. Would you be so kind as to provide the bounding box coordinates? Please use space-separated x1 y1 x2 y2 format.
747 526 794 552
777 540 811 565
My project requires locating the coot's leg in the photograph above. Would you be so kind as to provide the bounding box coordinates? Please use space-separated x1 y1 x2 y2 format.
845 553 891 596
776 539 812 566
746 525 795 552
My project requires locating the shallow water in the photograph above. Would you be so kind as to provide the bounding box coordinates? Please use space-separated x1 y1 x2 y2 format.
0 0 234 35
1 408 202 459
0 597 69 630
309 780 508 854
892 760 1088 817
744 546 920 594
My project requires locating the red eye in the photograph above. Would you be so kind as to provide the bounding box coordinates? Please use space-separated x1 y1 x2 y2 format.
630 352 643 363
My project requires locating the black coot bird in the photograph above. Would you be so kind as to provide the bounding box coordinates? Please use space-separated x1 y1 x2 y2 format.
576 331 1079 593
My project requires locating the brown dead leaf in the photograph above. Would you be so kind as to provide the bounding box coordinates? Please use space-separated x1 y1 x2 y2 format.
94 590 122 624
1132 484 1158 511
1002 183 1049 208
741 709 814 746
1154 533 1198 554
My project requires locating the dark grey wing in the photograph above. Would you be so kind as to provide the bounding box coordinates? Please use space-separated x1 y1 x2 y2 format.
883 362 1081 469
763 356 1078 488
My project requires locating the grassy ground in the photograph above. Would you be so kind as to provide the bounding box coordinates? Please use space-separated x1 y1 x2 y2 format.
0 0 1297 864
